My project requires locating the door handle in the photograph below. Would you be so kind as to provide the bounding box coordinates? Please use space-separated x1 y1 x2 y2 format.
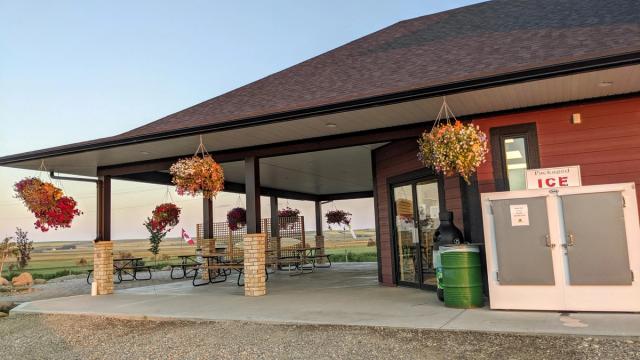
562 233 576 250
545 234 556 249
567 233 576 247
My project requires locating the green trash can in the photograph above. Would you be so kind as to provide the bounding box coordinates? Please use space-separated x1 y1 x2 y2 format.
441 245 484 308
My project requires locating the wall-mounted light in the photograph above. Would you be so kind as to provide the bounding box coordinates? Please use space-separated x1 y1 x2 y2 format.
571 113 582 124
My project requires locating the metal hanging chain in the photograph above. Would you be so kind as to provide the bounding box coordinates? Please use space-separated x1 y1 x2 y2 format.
235 195 244 208
39 160 64 190
164 186 175 203
432 96 459 129
193 135 209 158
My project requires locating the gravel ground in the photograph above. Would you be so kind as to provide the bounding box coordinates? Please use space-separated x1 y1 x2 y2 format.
1 270 181 303
1 314 638 360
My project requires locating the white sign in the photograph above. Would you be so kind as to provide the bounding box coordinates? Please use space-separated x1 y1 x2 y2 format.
526 166 581 189
510 204 529 226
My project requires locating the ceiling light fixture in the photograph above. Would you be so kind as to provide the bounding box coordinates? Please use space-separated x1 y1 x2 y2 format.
140 151 151 155
326 123 337 128
598 81 613 87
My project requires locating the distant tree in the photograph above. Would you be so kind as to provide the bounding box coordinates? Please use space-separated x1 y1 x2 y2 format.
0 236 17 275
15 228 33 269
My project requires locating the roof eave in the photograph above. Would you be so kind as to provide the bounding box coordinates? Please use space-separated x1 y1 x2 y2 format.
2 50 640 166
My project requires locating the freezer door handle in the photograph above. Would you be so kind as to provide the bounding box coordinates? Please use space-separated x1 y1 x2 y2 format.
544 234 556 249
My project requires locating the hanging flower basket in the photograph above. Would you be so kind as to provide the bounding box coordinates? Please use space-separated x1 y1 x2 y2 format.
150 203 181 231
227 207 247 231
170 155 225 198
170 137 224 198
417 100 488 184
144 203 181 256
14 177 82 232
278 207 300 230
325 209 351 230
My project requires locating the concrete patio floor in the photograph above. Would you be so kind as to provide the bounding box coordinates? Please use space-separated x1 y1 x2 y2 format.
11 263 640 337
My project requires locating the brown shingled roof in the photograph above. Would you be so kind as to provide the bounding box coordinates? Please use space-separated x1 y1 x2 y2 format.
2 0 640 163
119 0 639 138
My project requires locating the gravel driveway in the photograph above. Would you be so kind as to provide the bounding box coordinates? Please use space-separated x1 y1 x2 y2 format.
1 314 638 360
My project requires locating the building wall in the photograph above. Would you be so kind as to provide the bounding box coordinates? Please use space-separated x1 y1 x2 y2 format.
373 95 640 286
474 96 640 209
373 139 463 286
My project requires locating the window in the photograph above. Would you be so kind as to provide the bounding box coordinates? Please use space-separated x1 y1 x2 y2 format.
490 123 540 191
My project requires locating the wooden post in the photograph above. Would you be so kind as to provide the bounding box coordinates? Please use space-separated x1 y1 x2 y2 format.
203 197 213 239
315 200 323 237
96 175 111 241
270 196 279 238
315 200 326 263
245 156 261 233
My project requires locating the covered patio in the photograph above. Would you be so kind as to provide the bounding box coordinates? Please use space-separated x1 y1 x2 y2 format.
12 262 640 337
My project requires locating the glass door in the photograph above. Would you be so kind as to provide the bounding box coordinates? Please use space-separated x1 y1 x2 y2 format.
392 179 441 289
416 181 441 288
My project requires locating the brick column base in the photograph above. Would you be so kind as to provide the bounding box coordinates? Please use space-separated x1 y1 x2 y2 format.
93 241 114 296
315 235 326 264
244 233 267 296
201 239 216 280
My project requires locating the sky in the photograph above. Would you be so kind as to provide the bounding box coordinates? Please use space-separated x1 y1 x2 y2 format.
0 0 481 242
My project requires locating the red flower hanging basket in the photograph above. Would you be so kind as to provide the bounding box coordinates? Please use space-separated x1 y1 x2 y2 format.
149 203 181 232
325 209 351 230
14 177 82 232
278 207 301 230
227 207 247 231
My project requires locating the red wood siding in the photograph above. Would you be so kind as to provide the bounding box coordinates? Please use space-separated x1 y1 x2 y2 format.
374 139 463 286
475 96 640 209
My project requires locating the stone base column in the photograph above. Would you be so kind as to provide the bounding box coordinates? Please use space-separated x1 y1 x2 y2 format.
244 233 266 297
93 241 114 296
201 239 216 280
315 235 326 264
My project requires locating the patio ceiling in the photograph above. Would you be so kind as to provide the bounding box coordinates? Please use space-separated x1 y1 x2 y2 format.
1 64 640 177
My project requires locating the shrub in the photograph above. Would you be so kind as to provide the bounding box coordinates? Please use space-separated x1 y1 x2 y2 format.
15 227 33 269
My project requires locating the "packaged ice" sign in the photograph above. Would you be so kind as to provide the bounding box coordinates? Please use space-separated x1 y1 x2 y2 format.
526 166 581 189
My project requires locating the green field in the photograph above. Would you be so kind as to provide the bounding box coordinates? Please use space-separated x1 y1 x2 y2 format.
1 229 377 279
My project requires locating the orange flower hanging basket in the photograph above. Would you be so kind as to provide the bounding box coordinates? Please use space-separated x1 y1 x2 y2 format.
170 138 225 198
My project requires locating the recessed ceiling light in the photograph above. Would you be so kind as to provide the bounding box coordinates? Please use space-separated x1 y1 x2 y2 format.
326 123 337 128
598 81 613 87
140 151 151 155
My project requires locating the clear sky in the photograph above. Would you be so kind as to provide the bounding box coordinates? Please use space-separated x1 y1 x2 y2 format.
0 0 481 242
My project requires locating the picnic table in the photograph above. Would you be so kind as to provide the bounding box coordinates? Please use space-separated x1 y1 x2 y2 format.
192 253 235 286
86 257 151 284
114 257 151 281
170 255 200 279
192 248 273 287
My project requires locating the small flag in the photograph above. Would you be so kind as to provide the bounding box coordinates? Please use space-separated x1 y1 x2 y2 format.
181 228 194 245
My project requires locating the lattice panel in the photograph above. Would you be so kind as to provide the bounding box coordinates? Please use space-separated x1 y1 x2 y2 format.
197 216 305 260
264 216 306 259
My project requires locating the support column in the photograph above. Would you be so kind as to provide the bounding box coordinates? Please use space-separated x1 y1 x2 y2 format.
315 201 326 264
245 156 261 233
244 233 267 296
96 175 111 241
92 241 113 295
200 238 216 280
94 176 113 296
203 197 214 239
270 196 280 266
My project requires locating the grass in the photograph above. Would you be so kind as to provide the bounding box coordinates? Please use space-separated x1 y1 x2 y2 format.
1 229 378 279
